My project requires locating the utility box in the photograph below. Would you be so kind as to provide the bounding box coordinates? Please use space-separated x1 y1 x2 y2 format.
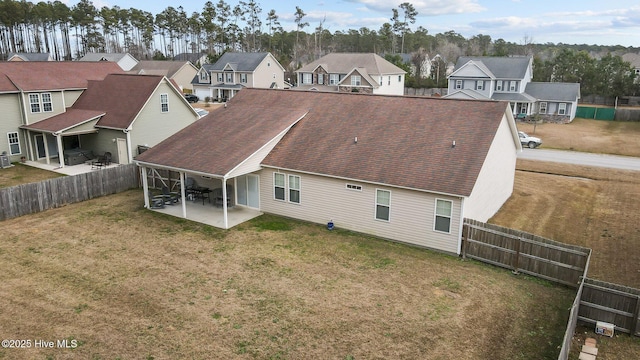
0 152 11 168
595 321 614 337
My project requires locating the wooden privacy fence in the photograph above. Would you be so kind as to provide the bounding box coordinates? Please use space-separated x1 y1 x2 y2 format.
578 278 640 336
462 219 591 288
0 164 139 221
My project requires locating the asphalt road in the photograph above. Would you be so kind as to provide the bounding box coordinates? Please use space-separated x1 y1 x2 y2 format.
518 148 640 171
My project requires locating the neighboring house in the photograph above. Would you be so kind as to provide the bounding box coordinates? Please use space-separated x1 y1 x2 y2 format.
129 60 199 92
173 52 208 66
7 52 54 61
20 73 200 166
78 52 139 71
398 53 431 78
622 53 640 82
445 56 581 122
135 88 521 255
295 53 406 96
0 62 124 163
192 52 285 102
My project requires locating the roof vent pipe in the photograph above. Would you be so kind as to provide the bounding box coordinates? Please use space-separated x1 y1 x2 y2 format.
452 140 456 148
354 136 358 144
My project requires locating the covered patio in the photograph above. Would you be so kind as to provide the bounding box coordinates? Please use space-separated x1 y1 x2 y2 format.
150 197 262 229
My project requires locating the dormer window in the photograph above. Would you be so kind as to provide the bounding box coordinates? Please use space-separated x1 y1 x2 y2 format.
200 71 208 81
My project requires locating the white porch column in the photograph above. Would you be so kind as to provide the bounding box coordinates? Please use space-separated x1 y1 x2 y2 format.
180 171 187 218
43 134 50 165
26 130 34 161
55 134 64 168
125 130 133 163
222 177 229 229
141 166 150 208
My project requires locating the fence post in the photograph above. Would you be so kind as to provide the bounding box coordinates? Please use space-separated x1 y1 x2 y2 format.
633 295 640 336
461 222 467 260
512 236 521 275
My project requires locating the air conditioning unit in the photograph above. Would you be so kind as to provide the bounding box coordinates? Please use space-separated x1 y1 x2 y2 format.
0 152 11 168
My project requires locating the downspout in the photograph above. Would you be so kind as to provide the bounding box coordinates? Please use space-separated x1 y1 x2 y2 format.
457 197 465 255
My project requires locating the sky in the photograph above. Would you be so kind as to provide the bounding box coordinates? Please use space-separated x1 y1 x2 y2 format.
63 0 640 47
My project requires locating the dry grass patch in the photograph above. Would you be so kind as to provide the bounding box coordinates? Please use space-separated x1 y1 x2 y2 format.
490 160 640 360
0 190 573 359
517 118 640 157
0 163 64 188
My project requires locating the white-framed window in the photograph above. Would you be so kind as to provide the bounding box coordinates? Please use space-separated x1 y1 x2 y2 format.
29 93 41 113
160 93 169 113
318 73 324 85
240 73 247 83
303 73 313 84
217 73 223 82
200 71 208 81
226 73 233 83
388 76 391 85
539 102 548 114
375 189 390 221
329 74 339 85
434 199 452 233
288 175 300 204
496 81 503 91
455 79 462 89
398 75 402 82
346 184 362 191
351 75 361 86
475 80 484 91
509 81 517 92
274 173 285 200
7 132 20 155
558 103 567 115
41 93 53 112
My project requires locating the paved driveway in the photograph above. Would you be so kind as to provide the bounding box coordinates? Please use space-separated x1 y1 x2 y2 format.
518 149 640 171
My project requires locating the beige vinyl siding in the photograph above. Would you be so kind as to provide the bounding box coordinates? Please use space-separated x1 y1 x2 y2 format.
0 94 24 161
228 130 292 178
63 90 84 108
23 91 66 124
172 65 198 92
258 169 462 254
63 119 100 135
128 81 199 150
464 114 518 222
82 129 122 162
252 54 285 89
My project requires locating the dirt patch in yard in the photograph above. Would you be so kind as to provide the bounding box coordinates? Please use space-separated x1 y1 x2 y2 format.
0 190 573 359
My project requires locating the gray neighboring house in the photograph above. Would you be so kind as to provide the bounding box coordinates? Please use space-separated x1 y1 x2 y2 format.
7 52 54 61
445 56 581 122
78 52 139 71
173 52 209 66
191 52 285 102
294 53 406 96
129 60 199 92
622 53 640 81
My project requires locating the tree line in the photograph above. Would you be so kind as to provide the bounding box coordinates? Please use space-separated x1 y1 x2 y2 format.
1 0 638 96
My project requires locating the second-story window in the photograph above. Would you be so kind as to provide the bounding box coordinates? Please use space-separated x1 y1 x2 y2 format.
496 81 503 91
217 73 223 82
351 75 361 86
510 81 517 92
476 80 484 91
42 93 52 112
226 73 233 83
455 80 462 89
240 73 247 83
160 94 169 113
29 93 41 113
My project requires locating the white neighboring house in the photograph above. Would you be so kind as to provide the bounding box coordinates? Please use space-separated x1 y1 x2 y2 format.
79 52 139 71
445 56 581 122
192 52 285 102
295 53 406 96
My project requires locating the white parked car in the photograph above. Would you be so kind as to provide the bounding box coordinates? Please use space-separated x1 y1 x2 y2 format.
518 131 542 149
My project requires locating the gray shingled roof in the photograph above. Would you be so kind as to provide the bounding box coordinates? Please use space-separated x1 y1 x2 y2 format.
79 53 133 62
8 52 52 61
296 53 406 75
204 52 270 72
454 56 531 79
524 82 581 102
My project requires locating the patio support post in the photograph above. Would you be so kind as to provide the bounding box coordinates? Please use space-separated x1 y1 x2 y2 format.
222 176 229 229
55 134 64 168
180 171 187 218
141 166 150 208
26 130 34 161
43 134 50 165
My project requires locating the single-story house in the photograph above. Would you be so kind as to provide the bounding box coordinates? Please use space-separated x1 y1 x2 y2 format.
135 89 521 255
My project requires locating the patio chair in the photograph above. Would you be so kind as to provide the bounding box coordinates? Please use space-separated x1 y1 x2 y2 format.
148 192 165 209
92 151 112 169
212 185 233 208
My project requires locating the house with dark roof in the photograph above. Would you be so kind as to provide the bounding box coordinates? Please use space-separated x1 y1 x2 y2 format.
0 62 124 163
444 56 581 122
294 53 406 96
192 52 285 102
7 52 54 62
78 52 139 71
135 88 521 254
20 73 200 167
129 60 199 92
173 52 208 66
